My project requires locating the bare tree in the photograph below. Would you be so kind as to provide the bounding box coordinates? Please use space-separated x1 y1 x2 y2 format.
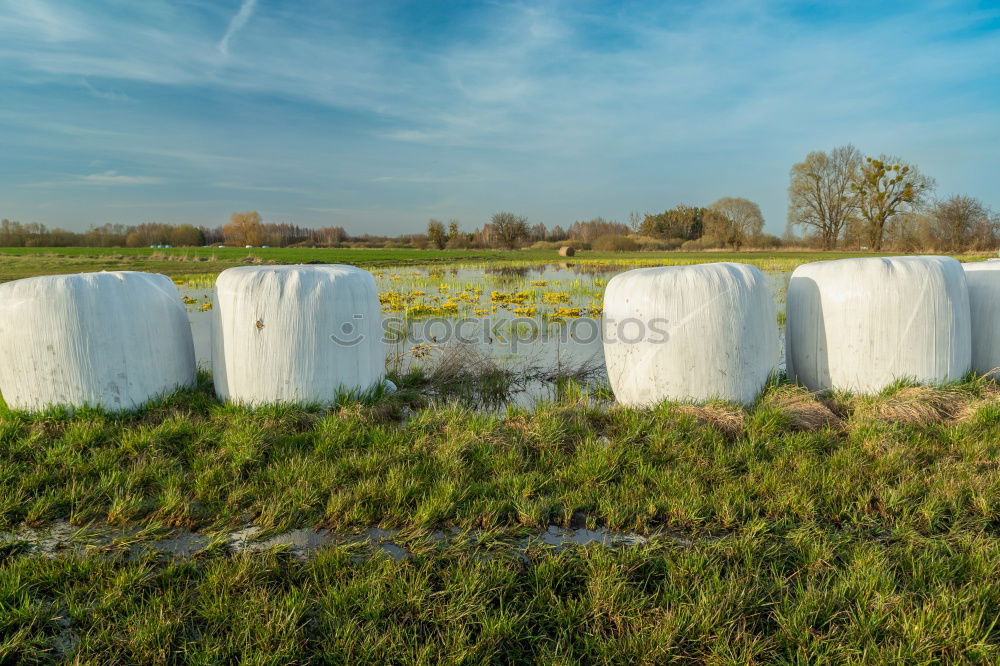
426 219 447 249
706 197 765 248
491 212 529 249
932 195 997 251
787 144 862 250
853 156 934 251
628 210 643 232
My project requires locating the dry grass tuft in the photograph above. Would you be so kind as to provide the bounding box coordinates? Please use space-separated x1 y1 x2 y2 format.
676 403 745 438
852 386 968 425
762 385 843 431
953 381 1000 422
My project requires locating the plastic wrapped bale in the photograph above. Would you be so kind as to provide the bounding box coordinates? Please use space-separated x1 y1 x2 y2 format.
212 265 385 405
0 271 196 412
786 256 971 393
962 262 1000 377
602 262 779 406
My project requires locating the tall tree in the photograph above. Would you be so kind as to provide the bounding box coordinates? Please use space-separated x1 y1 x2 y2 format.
224 211 265 247
852 156 934 251
491 212 529 249
426 219 447 249
706 197 765 248
787 144 862 249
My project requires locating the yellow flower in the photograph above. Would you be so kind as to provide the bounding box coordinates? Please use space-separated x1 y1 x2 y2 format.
542 292 570 305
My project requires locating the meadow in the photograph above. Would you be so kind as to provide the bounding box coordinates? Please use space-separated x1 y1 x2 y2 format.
2 247 1000 662
3 373 1000 662
0 245 964 283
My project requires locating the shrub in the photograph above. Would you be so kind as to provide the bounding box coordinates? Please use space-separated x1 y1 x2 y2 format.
592 234 639 252
633 236 684 251
681 237 721 251
530 240 591 251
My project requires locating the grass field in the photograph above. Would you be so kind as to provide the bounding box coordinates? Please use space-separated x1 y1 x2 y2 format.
3 246 991 283
3 371 1000 661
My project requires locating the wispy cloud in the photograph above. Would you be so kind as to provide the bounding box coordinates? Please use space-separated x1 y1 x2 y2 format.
372 174 484 184
218 0 257 57
79 170 162 186
213 181 310 194
81 79 132 102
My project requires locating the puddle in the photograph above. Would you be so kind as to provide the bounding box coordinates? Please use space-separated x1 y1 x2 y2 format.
530 525 647 550
2 521 707 562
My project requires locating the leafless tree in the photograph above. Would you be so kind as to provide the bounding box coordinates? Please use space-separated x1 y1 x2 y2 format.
491 212 529 249
931 195 997 251
787 144 862 249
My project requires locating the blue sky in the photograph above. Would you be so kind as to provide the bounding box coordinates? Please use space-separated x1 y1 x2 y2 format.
1 0 998 235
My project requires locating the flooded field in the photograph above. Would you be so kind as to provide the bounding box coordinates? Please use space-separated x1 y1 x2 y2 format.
177 262 790 404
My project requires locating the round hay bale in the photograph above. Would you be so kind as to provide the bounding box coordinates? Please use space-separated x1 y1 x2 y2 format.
558 246 575 257
602 262 779 406
786 256 970 393
962 261 1000 377
0 271 196 411
212 265 385 405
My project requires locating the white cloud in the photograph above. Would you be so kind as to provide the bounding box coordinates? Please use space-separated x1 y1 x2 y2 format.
79 170 162 185
218 0 258 57
372 174 483 184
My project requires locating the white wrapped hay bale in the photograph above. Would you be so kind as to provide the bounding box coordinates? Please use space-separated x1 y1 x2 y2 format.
602 262 779 406
0 271 196 411
212 265 385 405
786 256 971 393
962 262 1000 377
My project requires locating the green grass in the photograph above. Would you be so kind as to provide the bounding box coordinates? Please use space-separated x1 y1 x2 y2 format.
3 246 990 283
3 374 1000 661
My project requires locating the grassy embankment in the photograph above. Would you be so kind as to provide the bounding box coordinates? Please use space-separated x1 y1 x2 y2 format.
3 246 991 283
3 368 1000 661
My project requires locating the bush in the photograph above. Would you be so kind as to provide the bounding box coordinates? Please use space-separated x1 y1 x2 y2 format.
530 240 591 251
633 235 684 251
592 234 639 252
681 236 725 252
753 234 783 249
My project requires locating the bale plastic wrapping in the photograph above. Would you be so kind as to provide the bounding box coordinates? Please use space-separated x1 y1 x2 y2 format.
0 271 196 411
962 261 1000 377
212 265 385 405
602 262 779 406
786 256 971 393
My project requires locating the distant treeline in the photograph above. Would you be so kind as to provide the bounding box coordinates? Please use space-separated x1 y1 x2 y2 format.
0 217 352 249
3 145 997 252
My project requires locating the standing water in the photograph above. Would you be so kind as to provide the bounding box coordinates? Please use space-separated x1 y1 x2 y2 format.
177 263 790 405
